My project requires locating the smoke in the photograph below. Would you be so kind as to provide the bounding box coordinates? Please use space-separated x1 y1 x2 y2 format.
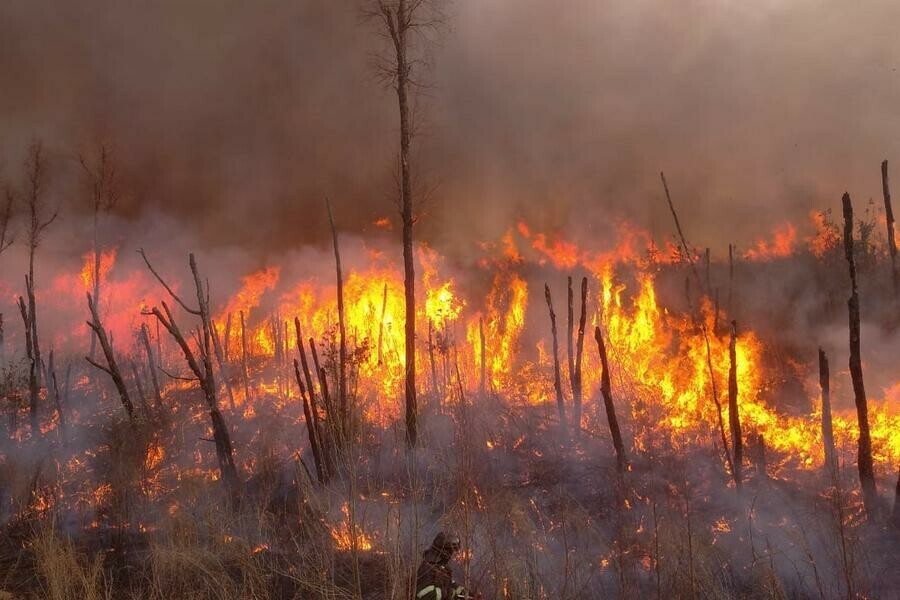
1 0 899 259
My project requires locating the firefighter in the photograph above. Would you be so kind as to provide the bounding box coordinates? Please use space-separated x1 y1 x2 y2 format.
414 531 474 599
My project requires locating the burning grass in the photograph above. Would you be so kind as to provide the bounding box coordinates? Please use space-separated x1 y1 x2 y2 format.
1 214 900 598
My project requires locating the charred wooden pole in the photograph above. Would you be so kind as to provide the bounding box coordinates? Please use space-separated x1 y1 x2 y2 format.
0 313 5 370
85 292 134 419
842 193 879 517
326 199 349 439
18 296 39 435
567 277 575 415
544 284 567 433
574 277 587 432
239 310 251 402
881 160 898 292
594 325 626 472
818 348 837 476
294 359 325 483
728 320 742 488
140 323 164 413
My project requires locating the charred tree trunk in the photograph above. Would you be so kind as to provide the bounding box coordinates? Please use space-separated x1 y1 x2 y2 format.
294 359 325 483
842 193 879 517
544 284 567 432
728 320 742 488
141 250 240 499
326 199 348 439
18 296 39 436
140 323 164 413
566 277 575 417
85 292 134 419
377 0 418 447
294 318 326 478
818 348 837 475
728 243 734 317
594 326 626 472
881 160 898 292
574 277 587 432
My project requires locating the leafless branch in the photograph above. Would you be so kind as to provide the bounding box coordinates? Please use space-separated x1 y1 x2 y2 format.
138 248 201 315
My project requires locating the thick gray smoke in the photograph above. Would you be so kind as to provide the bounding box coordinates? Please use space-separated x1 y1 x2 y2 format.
1 0 899 258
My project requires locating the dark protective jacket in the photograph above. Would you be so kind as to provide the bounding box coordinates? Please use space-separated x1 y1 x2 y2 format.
414 557 457 599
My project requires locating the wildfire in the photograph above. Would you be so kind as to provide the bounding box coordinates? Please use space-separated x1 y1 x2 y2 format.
330 502 373 551
743 223 797 261
79 248 118 290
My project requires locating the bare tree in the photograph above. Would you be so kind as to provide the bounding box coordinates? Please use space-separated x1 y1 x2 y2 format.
79 144 120 360
364 0 445 447
18 296 39 435
0 187 14 257
594 325 626 473
842 193 879 518
544 283 567 433
0 187 14 369
85 292 134 419
140 249 240 499
23 142 59 388
881 160 897 291
326 198 348 440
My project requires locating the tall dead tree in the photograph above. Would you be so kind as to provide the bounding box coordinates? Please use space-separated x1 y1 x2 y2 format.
0 189 14 369
594 326 626 472
544 284 567 432
728 320 742 488
80 145 119 360
881 160 898 291
818 348 837 476
661 172 735 480
326 199 348 439
141 250 240 499
18 296 39 435
842 193 878 517
574 278 587 431
85 292 134 419
24 142 58 388
366 0 445 447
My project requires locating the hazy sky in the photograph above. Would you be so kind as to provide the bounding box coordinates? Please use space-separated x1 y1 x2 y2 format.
1 0 899 258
